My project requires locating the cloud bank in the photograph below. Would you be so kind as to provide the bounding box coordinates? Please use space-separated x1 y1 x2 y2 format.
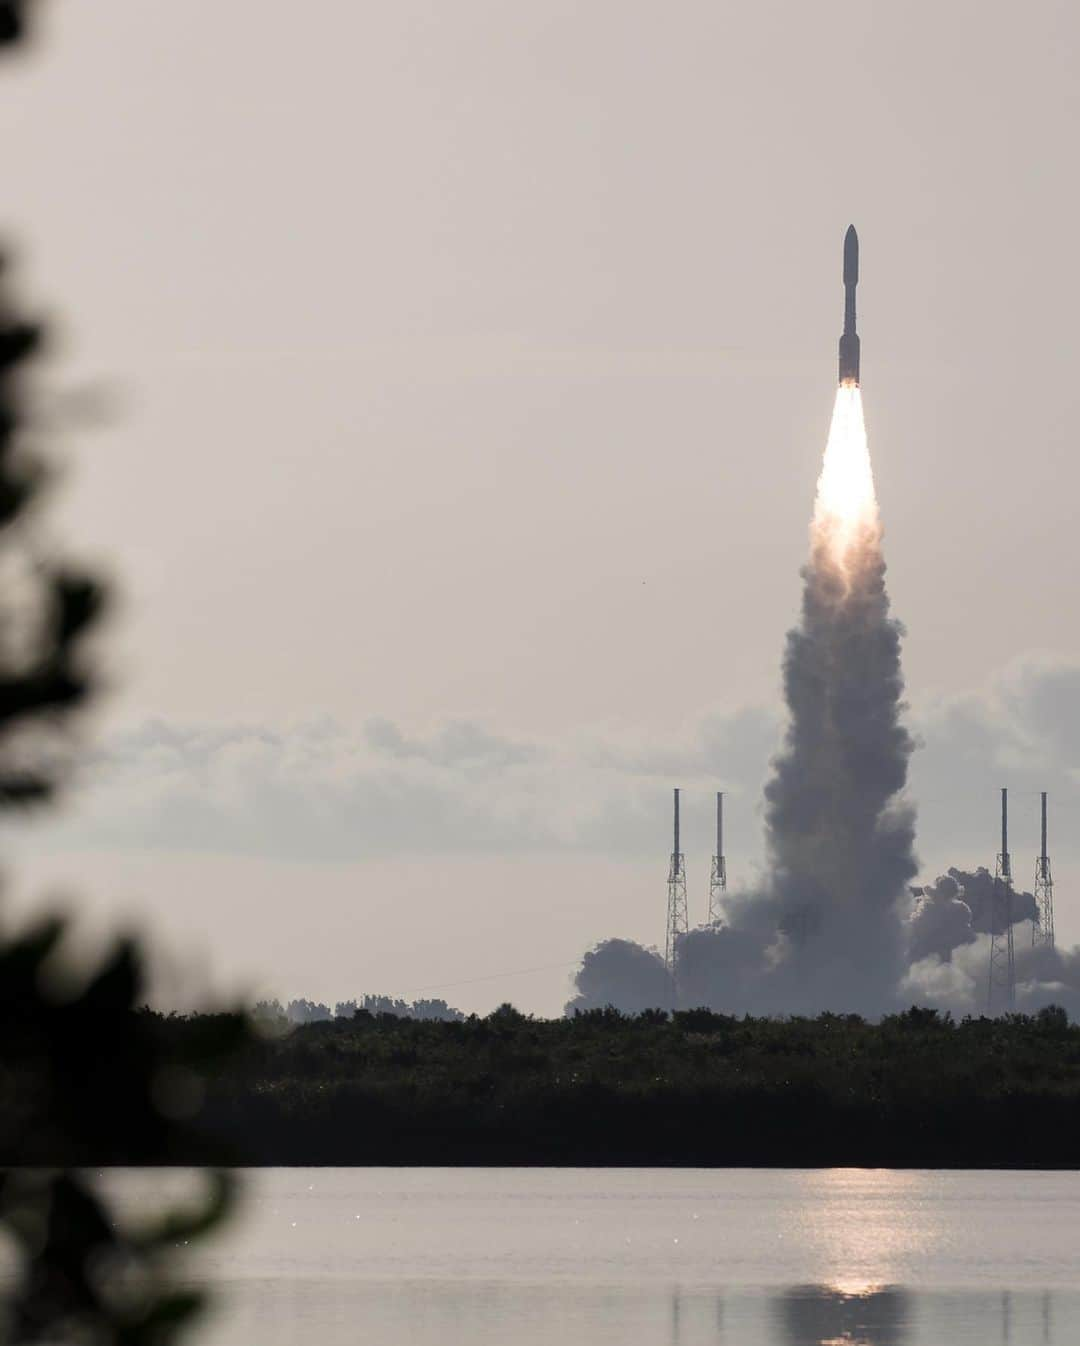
12 653 1080 875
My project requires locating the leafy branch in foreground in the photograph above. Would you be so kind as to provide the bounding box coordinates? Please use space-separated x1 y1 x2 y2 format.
0 7 252 1342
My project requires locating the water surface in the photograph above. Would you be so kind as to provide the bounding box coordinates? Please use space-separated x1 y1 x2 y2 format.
113 1168 1080 1344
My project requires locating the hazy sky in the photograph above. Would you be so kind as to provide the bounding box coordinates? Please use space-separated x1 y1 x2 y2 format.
4 1 1080 1014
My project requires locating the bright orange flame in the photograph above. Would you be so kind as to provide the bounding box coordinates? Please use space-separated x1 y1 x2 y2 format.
813 383 878 569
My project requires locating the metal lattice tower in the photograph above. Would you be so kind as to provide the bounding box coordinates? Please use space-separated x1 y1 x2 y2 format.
665 787 688 979
707 791 727 925
1033 790 1055 950
987 786 1016 1011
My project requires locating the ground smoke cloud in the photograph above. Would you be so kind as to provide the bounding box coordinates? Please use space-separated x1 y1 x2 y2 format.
569 389 1058 1019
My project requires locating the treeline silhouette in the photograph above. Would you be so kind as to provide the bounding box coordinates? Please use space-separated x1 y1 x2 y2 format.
11 1002 1080 1168
258 995 466 1024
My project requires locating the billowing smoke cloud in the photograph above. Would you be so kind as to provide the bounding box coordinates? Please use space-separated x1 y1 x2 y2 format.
747 456 917 1011
566 939 672 1015
572 387 919 1016
908 866 1037 965
941 865 1038 934
900 867 1059 1012
900 930 1080 1017
907 872 978 964
568 389 1061 1019
1014 945 1080 1014
671 923 775 1015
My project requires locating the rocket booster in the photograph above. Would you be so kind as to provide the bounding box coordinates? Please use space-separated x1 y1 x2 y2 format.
838 224 860 386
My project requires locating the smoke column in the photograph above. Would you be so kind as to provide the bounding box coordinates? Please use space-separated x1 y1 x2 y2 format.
570 384 1068 1017
570 228 1055 1015
570 385 919 1016
759 383 917 1009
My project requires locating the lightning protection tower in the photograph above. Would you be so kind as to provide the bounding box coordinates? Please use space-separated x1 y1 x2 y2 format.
1033 790 1055 950
987 786 1016 1011
707 791 727 925
665 788 689 981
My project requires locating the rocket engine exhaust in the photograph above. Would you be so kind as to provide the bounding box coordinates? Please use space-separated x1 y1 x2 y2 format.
571 221 1075 1015
569 224 923 1018
761 224 916 1002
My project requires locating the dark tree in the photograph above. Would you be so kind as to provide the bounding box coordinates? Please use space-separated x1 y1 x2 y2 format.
0 9 251 1343
0 2 29 47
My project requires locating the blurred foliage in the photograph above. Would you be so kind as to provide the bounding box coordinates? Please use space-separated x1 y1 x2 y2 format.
109 1002 1080 1168
0 925 248 1342
0 6 251 1342
0 2 28 47
0 220 250 1346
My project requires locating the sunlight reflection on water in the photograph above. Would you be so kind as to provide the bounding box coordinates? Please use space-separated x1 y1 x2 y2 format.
99 1168 1080 1345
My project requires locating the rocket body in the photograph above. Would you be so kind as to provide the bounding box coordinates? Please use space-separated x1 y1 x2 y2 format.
838 224 860 385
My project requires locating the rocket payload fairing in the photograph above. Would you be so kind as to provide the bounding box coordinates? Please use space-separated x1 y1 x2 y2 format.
838 224 860 386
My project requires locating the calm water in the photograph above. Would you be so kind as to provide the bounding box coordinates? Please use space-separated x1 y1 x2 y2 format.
110 1168 1080 1344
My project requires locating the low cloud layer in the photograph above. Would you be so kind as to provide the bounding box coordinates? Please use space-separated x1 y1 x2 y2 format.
5 655 1079 1018
15 709 778 864
12 654 1080 883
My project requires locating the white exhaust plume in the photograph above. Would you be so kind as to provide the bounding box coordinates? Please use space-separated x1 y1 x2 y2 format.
571 386 918 1015
570 389 1071 1018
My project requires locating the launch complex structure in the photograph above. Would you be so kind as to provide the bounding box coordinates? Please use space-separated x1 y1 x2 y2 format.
662 786 1056 1011
661 231 1058 1011
986 787 1058 1010
665 788 726 978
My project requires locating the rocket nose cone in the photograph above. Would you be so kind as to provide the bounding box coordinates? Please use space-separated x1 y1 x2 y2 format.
843 224 859 286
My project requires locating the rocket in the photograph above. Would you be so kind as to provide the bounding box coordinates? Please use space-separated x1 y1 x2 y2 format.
838 224 860 386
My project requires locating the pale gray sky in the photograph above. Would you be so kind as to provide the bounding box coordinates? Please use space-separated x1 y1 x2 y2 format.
4 1 1080 1014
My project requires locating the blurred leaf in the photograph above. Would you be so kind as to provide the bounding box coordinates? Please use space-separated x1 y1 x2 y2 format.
80 941 141 1012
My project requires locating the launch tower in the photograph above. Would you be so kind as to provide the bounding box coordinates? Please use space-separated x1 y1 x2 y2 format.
1033 790 1055 950
707 791 727 925
665 788 688 982
987 787 1016 1010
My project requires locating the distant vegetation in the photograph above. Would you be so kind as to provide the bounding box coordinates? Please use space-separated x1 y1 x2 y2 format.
11 1003 1080 1168
257 995 466 1025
